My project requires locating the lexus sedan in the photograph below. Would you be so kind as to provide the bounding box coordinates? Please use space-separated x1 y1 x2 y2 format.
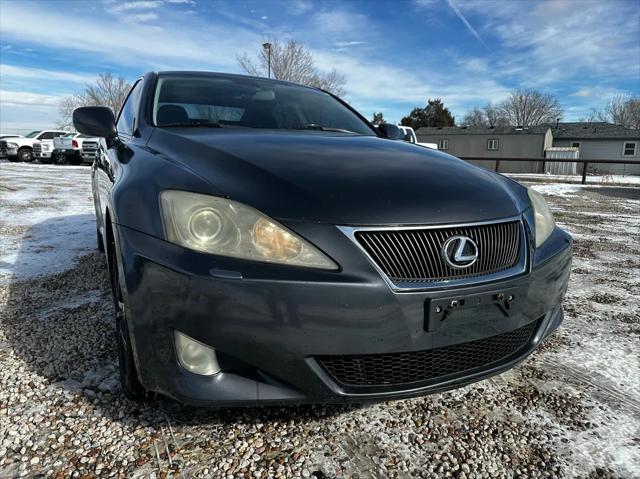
73 71 572 406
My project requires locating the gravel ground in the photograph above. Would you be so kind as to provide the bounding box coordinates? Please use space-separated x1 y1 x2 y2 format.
0 163 639 478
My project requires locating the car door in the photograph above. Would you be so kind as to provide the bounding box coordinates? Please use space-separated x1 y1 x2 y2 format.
94 79 144 233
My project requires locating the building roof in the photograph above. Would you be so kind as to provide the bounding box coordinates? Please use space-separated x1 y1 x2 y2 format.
416 122 639 140
416 125 550 136
549 122 639 140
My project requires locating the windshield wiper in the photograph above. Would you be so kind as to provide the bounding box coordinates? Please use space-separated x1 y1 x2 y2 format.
159 120 222 128
291 124 358 134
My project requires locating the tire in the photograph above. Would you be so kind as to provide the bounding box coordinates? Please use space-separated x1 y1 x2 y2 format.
97 226 105 252
68 155 83 166
109 228 149 401
17 148 33 162
53 152 68 165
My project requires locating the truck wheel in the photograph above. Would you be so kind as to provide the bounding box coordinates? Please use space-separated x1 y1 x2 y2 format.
17 148 33 162
54 152 68 165
68 155 83 166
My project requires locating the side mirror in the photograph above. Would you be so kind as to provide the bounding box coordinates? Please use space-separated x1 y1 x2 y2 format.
377 123 403 140
73 106 117 139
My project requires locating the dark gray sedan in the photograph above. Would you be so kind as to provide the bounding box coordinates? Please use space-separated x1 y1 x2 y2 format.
73 71 572 406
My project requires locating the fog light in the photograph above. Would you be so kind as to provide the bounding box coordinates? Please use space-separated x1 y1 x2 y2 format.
174 331 221 376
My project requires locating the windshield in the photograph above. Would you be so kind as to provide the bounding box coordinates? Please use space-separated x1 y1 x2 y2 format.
153 75 375 135
25 130 41 138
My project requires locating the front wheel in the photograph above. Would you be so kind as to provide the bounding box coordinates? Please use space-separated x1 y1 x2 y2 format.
109 229 149 401
17 148 33 162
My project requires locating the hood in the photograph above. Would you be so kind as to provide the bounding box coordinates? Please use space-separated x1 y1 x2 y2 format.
7 138 37 147
149 129 529 225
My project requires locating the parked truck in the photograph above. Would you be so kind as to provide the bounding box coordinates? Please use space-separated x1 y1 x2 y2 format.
4 130 69 162
51 133 98 165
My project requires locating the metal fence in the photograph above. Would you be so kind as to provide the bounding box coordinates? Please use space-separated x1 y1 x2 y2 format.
460 157 640 184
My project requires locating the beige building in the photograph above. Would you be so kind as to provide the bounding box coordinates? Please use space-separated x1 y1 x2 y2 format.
417 122 639 175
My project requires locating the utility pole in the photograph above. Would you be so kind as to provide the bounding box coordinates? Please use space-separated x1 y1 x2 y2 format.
262 42 272 79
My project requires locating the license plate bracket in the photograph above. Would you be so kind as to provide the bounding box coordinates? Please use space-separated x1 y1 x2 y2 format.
425 287 522 332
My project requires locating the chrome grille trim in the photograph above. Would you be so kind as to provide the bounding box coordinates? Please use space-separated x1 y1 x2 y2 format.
339 216 527 291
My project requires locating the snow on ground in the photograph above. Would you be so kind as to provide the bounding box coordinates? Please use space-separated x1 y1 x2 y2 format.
0 163 95 283
1 163 639 478
508 173 640 186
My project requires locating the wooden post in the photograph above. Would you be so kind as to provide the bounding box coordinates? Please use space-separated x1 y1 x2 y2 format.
581 161 588 184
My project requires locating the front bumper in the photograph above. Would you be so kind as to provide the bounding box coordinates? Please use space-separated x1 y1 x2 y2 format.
0 147 17 158
115 220 572 406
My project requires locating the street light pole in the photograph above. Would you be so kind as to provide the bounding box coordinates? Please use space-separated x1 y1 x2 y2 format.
262 42 272 79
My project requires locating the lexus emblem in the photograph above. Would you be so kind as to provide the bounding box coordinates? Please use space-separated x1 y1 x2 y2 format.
441 235 478 269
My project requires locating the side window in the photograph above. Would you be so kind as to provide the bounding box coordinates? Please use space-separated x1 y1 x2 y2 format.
53 132 67 138
438 139 449 150
487 139 499 151
622 142 637 157
116 80 143 137
39 132 54 140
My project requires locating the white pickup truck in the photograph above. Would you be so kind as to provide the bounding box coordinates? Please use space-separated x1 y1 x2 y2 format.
399 126 438 150
51 133 98 165
4 130 69 162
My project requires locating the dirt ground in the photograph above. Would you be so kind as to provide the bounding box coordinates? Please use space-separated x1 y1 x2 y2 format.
0 163 638 478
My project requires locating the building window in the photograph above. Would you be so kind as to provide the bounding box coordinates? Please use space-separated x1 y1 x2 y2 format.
438 139 449 150
571 141 581 148
622 141 637 156
487 139 499 151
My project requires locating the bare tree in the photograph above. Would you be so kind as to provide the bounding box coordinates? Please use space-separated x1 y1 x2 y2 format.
499 89 562 127
58 74 131 130
594 94 640 129
461 102 509 128
484 102 509 128
461 107 485 127
237 39 346 96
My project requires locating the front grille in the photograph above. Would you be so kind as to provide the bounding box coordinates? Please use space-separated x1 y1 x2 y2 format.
318 320 537 388
82 141 98 151
33 143 42 155
355 220 521 282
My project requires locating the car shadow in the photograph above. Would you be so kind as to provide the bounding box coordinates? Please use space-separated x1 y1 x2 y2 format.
2 215 360 428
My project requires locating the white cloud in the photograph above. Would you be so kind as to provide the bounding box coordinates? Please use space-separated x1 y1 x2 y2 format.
463 0 639 87
312 10 368 34
0 64 96 84
130 12 158 22
113 1 162 12
288 0 313 15
0 1 259 70
312 50 511 122
0 90 63 107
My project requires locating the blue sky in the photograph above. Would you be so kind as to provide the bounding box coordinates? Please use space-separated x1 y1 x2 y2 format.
1 0 639 133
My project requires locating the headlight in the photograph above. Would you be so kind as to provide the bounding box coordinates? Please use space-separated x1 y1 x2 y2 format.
527 188 555 247
6 142 18 149
160 190 337 270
